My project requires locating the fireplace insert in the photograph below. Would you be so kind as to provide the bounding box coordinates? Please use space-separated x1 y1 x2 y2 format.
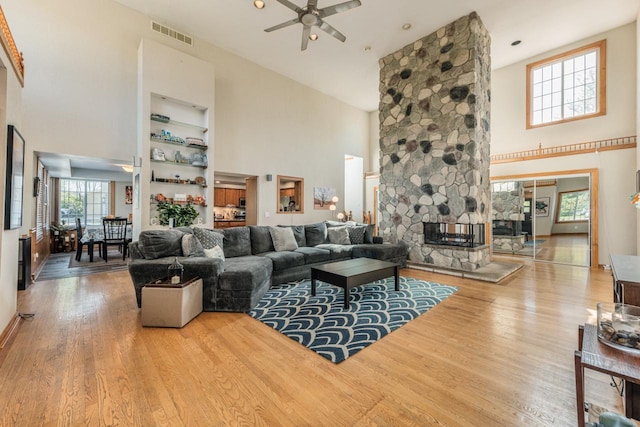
492 220 522 236
423 222 486 248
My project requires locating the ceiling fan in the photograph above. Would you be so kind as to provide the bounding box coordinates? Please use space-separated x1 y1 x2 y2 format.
264 0 362 51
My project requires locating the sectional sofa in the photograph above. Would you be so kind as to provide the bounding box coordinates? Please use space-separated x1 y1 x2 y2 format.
128 221 408 312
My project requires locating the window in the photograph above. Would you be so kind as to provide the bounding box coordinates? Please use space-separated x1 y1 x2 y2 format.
59 179 110 226
491 181 516 192
527 40 606 128
556 189 589 222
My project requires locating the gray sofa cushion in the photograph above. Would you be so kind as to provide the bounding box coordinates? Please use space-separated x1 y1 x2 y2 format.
315 243 354 260
249 225 274 254
261 250 306 271
294 246 331 264
269 226 298 251
218 256 272 292
193 227 224 250
305 222 327 246
327 226 351 244
138 229 185 259
182 233 205 257
351 243 408 261
363 224 375 244
222 226 252 258
277 225 306 247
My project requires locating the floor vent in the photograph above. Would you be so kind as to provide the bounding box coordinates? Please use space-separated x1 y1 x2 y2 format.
151 21 193 46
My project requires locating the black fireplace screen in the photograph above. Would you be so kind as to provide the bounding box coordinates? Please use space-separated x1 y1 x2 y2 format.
423 223 486 248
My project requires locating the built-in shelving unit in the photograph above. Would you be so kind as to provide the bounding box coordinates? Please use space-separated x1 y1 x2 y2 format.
134 39 215 238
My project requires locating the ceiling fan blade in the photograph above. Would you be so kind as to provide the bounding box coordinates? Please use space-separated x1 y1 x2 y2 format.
264 18 300 32
318 19 346 42
301 24 311 50
275 0 304 13
319 0 361 18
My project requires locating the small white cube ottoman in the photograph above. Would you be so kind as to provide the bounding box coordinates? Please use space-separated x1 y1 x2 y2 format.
142 276 203 328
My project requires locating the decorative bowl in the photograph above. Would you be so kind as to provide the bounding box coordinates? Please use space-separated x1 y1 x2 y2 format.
597 302 640 352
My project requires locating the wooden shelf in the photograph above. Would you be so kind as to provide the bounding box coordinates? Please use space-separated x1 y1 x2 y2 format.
151 179 207 188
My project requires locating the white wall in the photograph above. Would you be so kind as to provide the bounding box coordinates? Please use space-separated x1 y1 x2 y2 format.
114 181 133 219
3 0 370 230
368 110 380 173
492 22 638 264
0 42 23 336
492 23 637 154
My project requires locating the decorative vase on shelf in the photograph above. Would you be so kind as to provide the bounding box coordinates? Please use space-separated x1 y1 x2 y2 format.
175 150 183 163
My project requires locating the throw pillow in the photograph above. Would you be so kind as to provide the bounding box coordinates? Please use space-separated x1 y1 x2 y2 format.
193 227 224 250
181 233 205 257
277 225 306 247
360 223 375 244
305 222 328 246
347 225 367 245
138 229 185 259
204 245 225 261
221 226 252 258
327 226 351 245
249 225 275 254
269 226 298 252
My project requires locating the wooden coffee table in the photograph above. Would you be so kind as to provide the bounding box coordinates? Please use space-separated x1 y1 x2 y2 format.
311 258 400 308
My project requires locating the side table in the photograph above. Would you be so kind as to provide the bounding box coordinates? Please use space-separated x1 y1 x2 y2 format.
141 276 203 328
574 324 640 426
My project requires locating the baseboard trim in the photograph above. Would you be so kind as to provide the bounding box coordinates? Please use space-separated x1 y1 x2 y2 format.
0 313 21 349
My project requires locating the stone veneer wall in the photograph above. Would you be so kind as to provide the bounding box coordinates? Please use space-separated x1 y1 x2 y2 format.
492 182 525 221
378 12 491 270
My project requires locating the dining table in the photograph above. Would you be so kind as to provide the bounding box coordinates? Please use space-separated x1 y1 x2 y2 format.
80 224 132 262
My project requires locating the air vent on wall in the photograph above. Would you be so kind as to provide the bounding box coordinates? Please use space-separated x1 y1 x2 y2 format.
151 21 193 46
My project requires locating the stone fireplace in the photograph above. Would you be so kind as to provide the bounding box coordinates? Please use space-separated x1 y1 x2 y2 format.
492 181 526 252
378 12 491 272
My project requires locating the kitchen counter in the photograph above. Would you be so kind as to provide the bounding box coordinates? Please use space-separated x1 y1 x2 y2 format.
214 219 246 229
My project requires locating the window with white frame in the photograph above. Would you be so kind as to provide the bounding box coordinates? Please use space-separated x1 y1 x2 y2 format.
527 40 606 128
491 181 516 192
59 179 110 226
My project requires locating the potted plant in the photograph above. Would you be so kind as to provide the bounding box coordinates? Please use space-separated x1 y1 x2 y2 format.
156 203 199 227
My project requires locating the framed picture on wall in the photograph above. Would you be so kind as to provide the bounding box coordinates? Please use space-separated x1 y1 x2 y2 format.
535 197 550 217
125 185 133 204
4 125 25 230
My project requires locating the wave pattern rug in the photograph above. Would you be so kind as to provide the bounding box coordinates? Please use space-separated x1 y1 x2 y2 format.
249 277 458 363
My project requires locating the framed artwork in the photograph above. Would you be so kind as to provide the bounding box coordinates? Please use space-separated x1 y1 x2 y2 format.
4 125 25 229
125 185 133 204
314 186 336 210
535 197 550 217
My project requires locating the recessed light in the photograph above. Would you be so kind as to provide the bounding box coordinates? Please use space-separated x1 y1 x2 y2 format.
254 0 265 9
402 23 411 30
364 46 371 52
309 34 318 41
511 40 521 46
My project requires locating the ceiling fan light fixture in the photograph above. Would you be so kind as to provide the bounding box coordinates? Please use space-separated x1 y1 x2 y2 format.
309 33 318 41
254 0 265 9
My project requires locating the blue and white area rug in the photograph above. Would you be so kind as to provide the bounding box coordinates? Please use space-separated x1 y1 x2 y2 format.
248 277 458 363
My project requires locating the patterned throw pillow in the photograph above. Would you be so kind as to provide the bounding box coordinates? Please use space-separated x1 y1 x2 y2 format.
327 226 351 245
193 227 224 250
269 226 298 252
181 233 205 257
204 245 225 261
347 225 367 245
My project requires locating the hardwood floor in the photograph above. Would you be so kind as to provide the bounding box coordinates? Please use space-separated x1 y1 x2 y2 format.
0 261 634 426
495 234 591 267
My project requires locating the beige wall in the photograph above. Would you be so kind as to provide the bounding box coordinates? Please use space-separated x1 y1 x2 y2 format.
4 0 370 229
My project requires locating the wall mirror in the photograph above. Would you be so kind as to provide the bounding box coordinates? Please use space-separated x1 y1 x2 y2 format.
277 175 304 214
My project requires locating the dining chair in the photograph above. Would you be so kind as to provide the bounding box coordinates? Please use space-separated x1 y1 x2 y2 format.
102 217 128 262
75 218 85 261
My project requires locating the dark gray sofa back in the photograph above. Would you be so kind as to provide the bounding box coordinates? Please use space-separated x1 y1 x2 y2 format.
222 226 252 258
249 225 275 254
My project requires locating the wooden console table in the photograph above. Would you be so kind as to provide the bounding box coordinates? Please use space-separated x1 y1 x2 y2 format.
575 324 640 426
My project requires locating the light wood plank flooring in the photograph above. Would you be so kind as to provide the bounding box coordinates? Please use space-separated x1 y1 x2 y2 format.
0 260 633 426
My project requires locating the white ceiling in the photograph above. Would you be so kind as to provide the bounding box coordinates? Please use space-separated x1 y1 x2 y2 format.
113 0 639 112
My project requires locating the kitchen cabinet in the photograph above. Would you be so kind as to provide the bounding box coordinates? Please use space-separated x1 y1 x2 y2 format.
214 220 246 229
214 188 246 207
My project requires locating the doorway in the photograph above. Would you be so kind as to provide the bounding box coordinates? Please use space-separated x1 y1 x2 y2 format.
491 169 598 268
